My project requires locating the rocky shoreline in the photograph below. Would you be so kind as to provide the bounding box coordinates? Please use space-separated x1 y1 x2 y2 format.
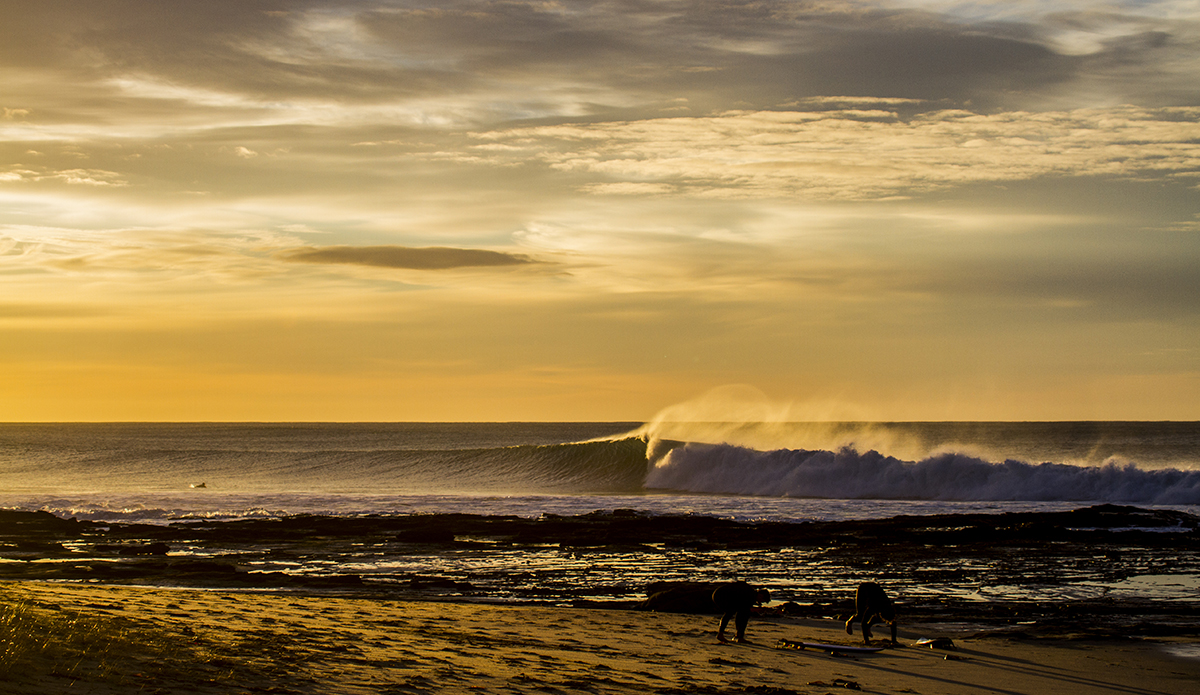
3 504 1199 638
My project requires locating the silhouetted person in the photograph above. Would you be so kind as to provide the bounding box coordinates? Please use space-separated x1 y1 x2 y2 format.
845 581 897 644
712 581 770 643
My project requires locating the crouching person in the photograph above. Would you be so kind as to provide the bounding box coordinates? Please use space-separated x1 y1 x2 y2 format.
713 581 770 643
845 581 897 644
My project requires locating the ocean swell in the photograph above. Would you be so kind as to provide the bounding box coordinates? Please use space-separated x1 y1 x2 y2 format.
645 443 1200 504
0 436 653 496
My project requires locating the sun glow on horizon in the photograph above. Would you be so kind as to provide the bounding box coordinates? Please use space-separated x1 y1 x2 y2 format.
2 1 1199 422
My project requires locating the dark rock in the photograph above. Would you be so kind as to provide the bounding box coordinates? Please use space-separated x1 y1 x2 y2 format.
0 510 86 536
777 601 806 615
395 527 457 544
87 561 168 577
172 560 238 574
407 576 474 591
301 574 364 587
118 542 170 556
14 540 66 552
641 582 719 614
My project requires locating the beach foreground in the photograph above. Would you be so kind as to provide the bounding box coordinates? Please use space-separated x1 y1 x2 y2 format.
2 582 1197 695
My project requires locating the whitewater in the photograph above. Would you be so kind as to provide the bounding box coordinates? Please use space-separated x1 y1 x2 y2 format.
1 421 1197 525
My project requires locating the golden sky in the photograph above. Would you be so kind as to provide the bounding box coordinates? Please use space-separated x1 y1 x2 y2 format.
2 0 1199 421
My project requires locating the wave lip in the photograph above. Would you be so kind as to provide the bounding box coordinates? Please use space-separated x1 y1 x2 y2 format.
645 443 1200 505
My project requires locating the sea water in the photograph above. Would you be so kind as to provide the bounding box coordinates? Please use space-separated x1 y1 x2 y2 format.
1 421 1197 524
3 421 1199 606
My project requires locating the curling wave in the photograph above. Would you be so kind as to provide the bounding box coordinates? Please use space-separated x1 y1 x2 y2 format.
645 443 1200 505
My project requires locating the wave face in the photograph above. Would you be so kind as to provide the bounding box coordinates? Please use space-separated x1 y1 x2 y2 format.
0 438 652 496
0 423 649 496
646 443 1200 505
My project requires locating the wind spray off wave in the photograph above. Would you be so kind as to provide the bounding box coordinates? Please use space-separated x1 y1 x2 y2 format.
645 443 1200 505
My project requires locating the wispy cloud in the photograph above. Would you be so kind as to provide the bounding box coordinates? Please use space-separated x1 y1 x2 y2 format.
279 245 535 270
473 106 1200 200
0 167 127 186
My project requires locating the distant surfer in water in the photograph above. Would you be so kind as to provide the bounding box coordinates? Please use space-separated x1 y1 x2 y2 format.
713 581 770 643
845 581 897 644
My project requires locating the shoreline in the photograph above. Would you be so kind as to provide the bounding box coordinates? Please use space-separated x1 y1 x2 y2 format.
3 504 1200 635
3 581 1197 694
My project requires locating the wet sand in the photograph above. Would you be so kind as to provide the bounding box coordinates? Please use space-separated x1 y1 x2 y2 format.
3 581 1198 694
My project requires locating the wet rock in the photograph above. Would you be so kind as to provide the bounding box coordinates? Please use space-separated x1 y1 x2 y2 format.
641 582 720 614
0 510 87 536
407 575 474 591
87 561 169 578
777 601 807 615
299 574 364 588
173 560 239 575
118 542 170 555
14 540 66 553
395 527 457 544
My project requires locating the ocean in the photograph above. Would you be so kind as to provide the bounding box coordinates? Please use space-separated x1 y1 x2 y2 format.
2 420 1198 524
3 421 1198 608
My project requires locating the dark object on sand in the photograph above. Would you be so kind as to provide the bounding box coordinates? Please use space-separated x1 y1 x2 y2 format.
914 637 957 650
641 582 723 613
777 601 807 615
808 679 862 690
777 639 884 654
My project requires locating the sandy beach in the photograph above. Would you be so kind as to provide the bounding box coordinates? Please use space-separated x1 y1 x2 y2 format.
3 506 1199 692
3 581 1198 694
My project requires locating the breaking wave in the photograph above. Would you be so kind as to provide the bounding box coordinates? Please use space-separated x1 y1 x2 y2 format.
645 443 1200 505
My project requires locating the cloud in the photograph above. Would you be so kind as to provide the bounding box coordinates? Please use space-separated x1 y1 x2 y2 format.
0 167 128 186
470 105 1200 200
279 245 535 270
0 226 302 280
580 182 676 196
3 0 1198 137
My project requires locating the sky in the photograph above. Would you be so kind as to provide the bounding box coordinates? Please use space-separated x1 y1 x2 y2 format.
2 0 1199 422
